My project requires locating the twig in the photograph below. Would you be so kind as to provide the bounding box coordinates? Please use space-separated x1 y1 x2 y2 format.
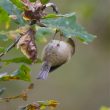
0 83 34 102
0 28 31 58
45 3 59 14
52 29 59 40
0 36 21 58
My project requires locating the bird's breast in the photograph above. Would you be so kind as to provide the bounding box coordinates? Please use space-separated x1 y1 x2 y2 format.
42 40 72 66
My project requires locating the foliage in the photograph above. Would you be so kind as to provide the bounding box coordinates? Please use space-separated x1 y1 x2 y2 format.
18 100 59 110
0 0 96 109
40 0 50 4
0 0 95 81
0 64 31 81
100 106 110 110
0 57 42 64
41 13 96 43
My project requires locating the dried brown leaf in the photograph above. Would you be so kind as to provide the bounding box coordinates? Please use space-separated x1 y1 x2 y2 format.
17 28 37 62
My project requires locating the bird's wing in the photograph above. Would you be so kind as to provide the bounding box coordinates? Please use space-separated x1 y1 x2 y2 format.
67 38 75 55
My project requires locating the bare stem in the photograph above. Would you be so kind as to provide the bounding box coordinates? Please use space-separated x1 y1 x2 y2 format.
0 36 21 58
45 3 59 14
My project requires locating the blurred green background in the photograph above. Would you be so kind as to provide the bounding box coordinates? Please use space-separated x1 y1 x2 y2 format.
0 0 110 110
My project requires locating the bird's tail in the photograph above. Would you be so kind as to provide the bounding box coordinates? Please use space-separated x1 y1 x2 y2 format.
37 62 51 80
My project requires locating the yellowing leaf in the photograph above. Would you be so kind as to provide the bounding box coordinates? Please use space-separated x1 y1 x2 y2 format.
100 106 110 110
0 64 31 82
38 100 59 110
18 100 59 110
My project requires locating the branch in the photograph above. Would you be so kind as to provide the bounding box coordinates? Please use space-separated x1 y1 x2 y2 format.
0 36 21 58
0 83 34 102
45 3 59 14
0 28 31 58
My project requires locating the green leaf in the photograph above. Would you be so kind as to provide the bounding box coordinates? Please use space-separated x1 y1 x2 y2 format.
0 57 42 64
29 0 37 2
40 13 96 43
40 0 50 5
0 47 5 53
10 0 24 10
0 0 25 25
0 64 31 82
43 14 64 19
0 57 33 64
35 27 53 43
0 7 10 30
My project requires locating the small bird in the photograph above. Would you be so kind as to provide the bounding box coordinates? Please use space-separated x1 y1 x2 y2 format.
37 38 75 80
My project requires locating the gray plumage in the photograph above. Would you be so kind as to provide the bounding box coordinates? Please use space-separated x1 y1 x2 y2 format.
37 38 75 80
